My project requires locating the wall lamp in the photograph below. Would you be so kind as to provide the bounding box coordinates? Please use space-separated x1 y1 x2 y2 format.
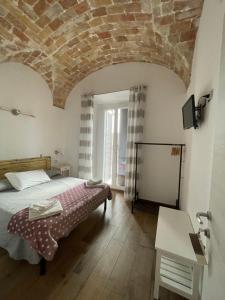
0 106 35 118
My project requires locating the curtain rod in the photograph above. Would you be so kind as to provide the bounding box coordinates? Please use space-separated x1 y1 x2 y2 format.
93 88 130 96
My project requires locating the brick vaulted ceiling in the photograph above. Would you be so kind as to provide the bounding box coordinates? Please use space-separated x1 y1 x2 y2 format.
0 0 203 108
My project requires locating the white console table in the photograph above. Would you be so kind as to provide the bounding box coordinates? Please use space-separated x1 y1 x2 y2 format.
154 207 203 300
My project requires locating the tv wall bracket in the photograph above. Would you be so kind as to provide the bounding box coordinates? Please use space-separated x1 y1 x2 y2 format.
195 90 214 125
197 90 213 108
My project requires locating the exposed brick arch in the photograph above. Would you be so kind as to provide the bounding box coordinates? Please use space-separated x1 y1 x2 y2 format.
0 0 203 108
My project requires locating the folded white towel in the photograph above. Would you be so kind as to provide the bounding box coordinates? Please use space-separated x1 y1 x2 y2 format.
87 179 102 185
84 182 105 189
31 199 57 212
29 199 63 221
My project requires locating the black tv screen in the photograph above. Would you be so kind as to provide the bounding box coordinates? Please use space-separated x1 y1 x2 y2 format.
182 95 197 129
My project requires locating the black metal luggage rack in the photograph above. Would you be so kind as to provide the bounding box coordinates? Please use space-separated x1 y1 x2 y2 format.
132 142 185 213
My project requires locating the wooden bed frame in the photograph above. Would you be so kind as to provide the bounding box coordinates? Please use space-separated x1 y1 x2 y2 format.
0 156 51 275
0 156 108 276
0 156 51 180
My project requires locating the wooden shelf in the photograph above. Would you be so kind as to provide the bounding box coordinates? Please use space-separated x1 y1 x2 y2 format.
160 256 193 298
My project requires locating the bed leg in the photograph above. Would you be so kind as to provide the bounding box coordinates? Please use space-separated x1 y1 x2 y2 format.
40 257 46 276
104 199 107 211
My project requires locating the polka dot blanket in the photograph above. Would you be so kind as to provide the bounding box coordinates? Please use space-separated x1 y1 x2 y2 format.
8 183 112 261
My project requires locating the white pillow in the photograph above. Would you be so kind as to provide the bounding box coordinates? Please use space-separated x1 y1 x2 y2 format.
5 170 51 191
0 179 13 192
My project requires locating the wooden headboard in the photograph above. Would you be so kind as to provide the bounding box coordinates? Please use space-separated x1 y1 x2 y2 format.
0 156 51 180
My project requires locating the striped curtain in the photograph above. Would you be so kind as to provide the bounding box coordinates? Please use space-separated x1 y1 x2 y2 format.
78 94 94 179
124 85 147 201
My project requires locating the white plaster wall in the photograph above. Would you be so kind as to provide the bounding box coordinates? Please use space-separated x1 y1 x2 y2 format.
0 62 185 206
0 63 66 163
180 1 225 299
181 0 225 229
65 63 186 204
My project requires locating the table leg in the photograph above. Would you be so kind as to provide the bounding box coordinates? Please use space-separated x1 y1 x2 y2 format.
104 199 107 211
192 264 201 300
40 257 46 276
154 251 161 299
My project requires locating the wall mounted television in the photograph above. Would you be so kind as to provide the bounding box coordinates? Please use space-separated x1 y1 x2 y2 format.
182 95 198 129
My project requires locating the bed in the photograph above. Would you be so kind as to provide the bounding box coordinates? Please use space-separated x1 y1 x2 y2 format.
0 157 112 274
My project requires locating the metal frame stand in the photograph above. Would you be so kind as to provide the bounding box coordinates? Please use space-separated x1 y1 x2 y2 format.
132 142 185 213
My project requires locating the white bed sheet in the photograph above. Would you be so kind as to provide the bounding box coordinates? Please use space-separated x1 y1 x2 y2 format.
0 177 85 264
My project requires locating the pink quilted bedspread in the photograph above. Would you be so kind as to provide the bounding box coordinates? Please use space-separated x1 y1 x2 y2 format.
7 183 112 261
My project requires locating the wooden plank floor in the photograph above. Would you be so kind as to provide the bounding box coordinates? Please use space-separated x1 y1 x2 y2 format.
0 192 185 300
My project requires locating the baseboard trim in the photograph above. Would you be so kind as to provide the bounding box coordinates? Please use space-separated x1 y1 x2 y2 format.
134 198 178 210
